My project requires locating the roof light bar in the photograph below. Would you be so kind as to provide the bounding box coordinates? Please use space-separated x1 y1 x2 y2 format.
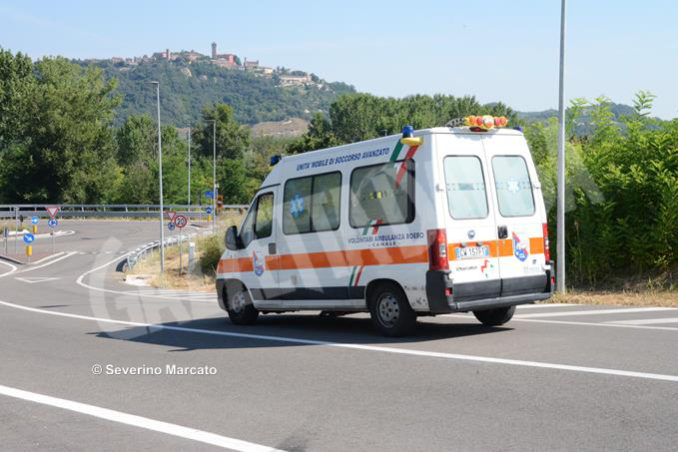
445 115 509 131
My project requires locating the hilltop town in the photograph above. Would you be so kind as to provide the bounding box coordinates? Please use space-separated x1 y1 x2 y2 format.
82 42 316 88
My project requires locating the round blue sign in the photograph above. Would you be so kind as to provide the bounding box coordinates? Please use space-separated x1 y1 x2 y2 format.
168 222 176 231
48 219 58 228
23 233 35 244
206 207 213 214
31 216 39 225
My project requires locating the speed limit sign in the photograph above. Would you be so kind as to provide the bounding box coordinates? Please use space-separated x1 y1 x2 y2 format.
174 215 188 229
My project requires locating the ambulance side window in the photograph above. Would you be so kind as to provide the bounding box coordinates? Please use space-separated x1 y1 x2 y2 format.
240 206 255 248
283 171 342 235
443 156 488 219
240 192 273 248
283 177 312 234
349 160 414 228
254 193 273 239
492 156 535 217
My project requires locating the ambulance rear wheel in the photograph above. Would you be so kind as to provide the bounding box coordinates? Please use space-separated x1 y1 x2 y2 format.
473 305 515 326
226 287 259 325
369 282 416 337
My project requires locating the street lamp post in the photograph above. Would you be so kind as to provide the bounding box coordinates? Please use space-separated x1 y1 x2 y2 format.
187 128 191 209
151 81 165 272
556 0 567 292
209 120 217 233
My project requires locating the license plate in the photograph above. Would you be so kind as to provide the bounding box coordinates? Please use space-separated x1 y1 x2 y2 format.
455 245 490 260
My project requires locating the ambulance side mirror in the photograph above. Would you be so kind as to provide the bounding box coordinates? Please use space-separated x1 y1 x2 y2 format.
225 225 241 251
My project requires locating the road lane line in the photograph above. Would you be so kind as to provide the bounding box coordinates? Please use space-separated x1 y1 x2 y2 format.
607 317 678 325
0 260 18 278
19 251 78 273
517 303 578 309
0 384 284 452
515 307 676 318
1 299 677 384
443 313 678 332
29 252 66 265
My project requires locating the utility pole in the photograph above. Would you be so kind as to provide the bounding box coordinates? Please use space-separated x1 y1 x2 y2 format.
210 119 217 233
151 81 165 272
556 0 567 292
187 128 191 208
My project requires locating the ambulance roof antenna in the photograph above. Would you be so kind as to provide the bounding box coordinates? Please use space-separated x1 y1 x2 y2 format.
444 117 466 128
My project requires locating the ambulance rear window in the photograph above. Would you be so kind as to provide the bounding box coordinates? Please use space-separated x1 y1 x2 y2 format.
349 160 414 228
491 155 535 217
443 156 488 219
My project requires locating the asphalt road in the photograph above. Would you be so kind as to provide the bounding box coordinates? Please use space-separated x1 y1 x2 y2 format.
1 220 677 451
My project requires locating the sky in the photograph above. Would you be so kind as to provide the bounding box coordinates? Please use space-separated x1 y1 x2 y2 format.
1 0 676 118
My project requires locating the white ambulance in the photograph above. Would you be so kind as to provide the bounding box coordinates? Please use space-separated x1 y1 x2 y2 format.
217 115 554 336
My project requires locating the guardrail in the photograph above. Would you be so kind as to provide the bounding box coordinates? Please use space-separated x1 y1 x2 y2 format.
122 227 213 271
0 204 247 219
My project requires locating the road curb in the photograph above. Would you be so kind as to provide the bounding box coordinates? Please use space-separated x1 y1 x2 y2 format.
0 254 24 265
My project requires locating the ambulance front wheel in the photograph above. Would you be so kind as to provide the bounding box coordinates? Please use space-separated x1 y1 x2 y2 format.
226 286 259 325
473 305 516 326
368 282 417 337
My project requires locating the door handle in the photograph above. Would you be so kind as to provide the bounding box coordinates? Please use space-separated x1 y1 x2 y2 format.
268 242 277 255
498 225 508 239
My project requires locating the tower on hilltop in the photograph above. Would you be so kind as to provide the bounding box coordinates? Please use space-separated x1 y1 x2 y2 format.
211 42 217 59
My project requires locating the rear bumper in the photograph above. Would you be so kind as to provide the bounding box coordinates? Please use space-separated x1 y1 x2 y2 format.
426 265 554 314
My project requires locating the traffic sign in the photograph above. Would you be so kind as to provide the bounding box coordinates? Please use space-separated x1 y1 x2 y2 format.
31 216 39 225
167 211 177 222
174 215 188 229
45 206 60 219
204 191 214 199
48 219 58 228
23 233 35 244
206 207 213 215
168 222 176 231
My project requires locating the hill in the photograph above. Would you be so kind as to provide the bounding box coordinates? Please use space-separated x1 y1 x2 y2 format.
518 102 642 135
73 58 355 127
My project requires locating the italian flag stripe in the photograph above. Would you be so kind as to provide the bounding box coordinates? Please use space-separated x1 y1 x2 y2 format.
389 141 404 162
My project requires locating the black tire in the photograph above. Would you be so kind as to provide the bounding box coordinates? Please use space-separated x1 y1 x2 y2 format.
368 282 417 337
473 305 516 326
225 285 259 325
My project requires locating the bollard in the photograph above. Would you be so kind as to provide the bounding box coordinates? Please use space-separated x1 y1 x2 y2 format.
188 242 196 273
33 225 38 234
207 214 212 224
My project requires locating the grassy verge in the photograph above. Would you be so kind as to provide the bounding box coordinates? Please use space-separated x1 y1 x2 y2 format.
548 290 677 308
126 212 242 291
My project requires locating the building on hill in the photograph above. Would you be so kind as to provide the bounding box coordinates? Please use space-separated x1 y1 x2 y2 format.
279 74 313 87
152 49 174 61
243 58 259 70
210 42 239 68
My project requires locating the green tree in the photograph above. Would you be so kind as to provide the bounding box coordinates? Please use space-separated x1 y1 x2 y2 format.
0 48 34 149
0 57 120 203
194 103 250 160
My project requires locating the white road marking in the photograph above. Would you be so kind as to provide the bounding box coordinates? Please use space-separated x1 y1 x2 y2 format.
0 384 284 452
29 252 66 265
444 313 678 332
19 251 78 273
76 254 217 303
607 317 678 325
14 276 61 284
517 303 578 309
0 260 18 278
515 307 676 318
1 299 677 384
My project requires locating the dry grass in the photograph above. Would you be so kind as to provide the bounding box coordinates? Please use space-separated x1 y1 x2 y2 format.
126 213 242 292
546 290 678 308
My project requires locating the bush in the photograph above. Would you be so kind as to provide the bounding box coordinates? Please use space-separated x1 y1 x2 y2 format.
198 235 224 276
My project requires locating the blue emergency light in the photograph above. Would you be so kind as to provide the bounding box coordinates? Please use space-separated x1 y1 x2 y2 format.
402 125 414 138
